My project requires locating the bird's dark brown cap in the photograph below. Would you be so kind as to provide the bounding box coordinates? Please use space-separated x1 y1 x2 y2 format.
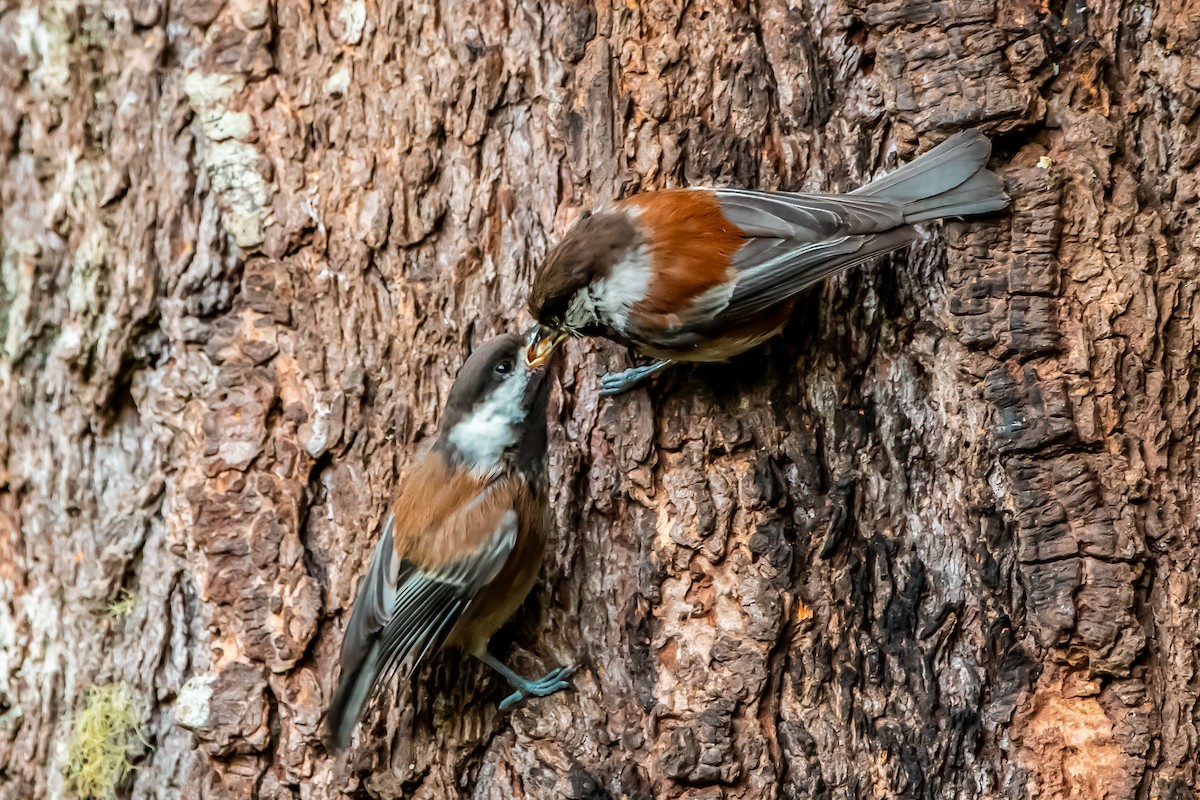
528 211 640 324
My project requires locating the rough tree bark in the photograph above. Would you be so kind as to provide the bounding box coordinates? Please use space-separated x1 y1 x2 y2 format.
2 0 1199 797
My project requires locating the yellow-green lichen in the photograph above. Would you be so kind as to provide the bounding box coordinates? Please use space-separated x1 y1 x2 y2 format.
64 683 147 799
104 590 136 620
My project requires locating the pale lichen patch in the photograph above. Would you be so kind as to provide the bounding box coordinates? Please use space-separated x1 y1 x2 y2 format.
324 65 352 97
203 111 253 142
1 240 37 359
231 0 271 28
337 0 367 45
54 224 109 363
204 139 271 248
183 72 251 142
174 674 216 731
182 71 244 111
13 1 76 102
183 71 271 248
67 227 107 318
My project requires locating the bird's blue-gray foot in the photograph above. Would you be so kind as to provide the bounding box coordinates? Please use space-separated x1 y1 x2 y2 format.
477 652 575 710
599 359 673 395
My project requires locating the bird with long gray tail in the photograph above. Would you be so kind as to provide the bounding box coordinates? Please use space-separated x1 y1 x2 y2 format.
525 129 1009 395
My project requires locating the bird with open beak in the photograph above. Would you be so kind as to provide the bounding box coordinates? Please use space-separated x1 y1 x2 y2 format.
527 129 1009 395
325 330 569 751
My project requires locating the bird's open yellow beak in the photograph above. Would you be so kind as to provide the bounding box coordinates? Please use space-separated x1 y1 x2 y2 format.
526 326 567 368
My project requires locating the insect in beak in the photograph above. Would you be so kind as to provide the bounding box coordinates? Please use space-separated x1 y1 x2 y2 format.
526 325 568 368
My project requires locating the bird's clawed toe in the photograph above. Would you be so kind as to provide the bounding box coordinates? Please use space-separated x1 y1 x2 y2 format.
497 664 576 710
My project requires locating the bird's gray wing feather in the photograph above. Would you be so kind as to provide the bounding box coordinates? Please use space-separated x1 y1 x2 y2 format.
325 505 517 749
706 227 920 326
712 188 907 240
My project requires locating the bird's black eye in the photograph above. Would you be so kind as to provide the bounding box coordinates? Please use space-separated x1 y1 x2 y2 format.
494 358 515 376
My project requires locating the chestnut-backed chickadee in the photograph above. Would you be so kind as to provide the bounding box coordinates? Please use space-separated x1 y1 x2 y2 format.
527 129 1009 394
325 331 569 751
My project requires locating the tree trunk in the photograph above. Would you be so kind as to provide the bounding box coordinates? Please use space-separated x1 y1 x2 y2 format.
2 0 1198 797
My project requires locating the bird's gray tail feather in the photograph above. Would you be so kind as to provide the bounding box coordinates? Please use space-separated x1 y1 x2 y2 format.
851 130 1008 224
326 645 382 751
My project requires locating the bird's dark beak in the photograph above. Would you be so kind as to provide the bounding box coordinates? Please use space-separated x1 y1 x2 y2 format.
526 325 567 369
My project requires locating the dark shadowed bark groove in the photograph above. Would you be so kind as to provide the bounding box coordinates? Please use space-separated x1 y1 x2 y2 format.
2 0 1199 798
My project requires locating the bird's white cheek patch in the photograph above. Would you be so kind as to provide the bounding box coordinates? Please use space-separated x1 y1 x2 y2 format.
564 290 600 332
585 243 651 334
447 372 530 476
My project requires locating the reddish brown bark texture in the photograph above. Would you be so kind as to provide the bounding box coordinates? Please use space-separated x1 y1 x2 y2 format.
2 0 1199 797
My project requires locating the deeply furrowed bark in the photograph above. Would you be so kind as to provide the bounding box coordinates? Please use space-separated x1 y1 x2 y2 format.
2 0 1199 798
